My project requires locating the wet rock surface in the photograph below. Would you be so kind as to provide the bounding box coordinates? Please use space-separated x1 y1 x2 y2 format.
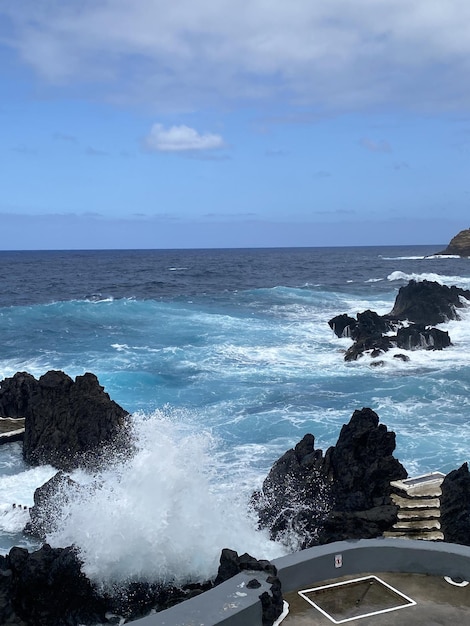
252 408 407 548
0 371 129 470
24 472 80 540
215 549 283 626
440 463 470 546
329 279 470 361
386 280 470 326
0 544 283 626
0 545 108 626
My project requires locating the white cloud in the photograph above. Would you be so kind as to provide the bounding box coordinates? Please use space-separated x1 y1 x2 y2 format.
145 124 225 152
2 1 470 112
360 138 392 153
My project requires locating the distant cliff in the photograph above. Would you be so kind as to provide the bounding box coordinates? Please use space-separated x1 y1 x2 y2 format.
437 228 470 257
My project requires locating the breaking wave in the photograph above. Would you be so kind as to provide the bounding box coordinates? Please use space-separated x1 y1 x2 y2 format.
46 412 285 586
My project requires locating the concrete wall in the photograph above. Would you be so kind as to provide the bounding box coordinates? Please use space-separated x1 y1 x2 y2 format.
273 538 470 593
132 539 470 626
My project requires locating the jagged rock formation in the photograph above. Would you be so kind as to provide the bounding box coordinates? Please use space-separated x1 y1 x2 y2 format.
0 542 282 626
396 325 451 351
24 472 80 540
329 280 470 361
215 549 283 626
0 543 221 626
252 408 407 549
436 228 470 257
0 371 129 470
387 280 470 326
440 463 470 546
0 544 108 626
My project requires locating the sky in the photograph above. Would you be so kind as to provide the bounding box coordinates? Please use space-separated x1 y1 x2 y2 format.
1 1 470 250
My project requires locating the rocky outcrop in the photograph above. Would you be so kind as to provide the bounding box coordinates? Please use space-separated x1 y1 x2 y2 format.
24 472 80 540
215 549 283 626
252 408 407 549
440 463 470 546
386 280 470 326
329 280 470 361
0 371 129 470
0 542 282 626
436 228 470 257
396 325 451 350
0 543 220 625
0 544 108 626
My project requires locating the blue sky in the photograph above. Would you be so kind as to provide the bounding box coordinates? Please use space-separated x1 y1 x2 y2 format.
1 1 469 249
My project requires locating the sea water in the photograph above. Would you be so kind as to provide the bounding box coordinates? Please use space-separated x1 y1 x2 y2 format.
0 246 469 584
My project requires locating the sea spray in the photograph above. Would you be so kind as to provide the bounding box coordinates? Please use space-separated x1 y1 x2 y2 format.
46 411 285 586
0 459 57 553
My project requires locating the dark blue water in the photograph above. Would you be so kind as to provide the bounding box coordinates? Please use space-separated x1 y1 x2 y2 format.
2 245 467 306
0 245 469 580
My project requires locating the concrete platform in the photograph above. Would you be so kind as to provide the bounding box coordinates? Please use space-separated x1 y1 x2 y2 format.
132 539 470 626
282 571 470 625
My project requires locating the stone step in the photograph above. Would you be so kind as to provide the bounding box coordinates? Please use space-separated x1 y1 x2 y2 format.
392 485 442 498
391 494 440 509
390 474 444 500
383 530 444 541
397 508 440 521
392 519 441 531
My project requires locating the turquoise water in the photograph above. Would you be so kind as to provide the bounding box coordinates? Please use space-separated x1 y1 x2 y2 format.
0 246 469 582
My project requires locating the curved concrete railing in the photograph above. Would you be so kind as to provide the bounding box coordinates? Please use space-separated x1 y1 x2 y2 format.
132 538 470 626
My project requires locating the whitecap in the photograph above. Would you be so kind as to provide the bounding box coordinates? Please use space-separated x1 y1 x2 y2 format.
387 271 470 289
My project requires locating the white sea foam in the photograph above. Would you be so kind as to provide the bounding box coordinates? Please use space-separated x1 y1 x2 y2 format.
0 465 57 538
380 256 428 260
387 271 470 289
47 412 285 586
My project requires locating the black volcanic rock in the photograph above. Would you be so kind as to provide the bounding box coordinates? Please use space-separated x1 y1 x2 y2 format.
386 279 470 326
252 433 332 547
24 472 80 540
328 314 357 338
0 544 282 626
215 550 282 626
0 371 129 470
215 549 277 585
2 544 108 626
440 463 470 546
436 228 470 257
329 279 470 361
253 408 407 548
396 325 451 350
344 335 394 361
352 310 393 341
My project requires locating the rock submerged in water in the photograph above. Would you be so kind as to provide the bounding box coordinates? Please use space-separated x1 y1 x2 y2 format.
329 279 470 361
252 408 407 548
0 370 129 470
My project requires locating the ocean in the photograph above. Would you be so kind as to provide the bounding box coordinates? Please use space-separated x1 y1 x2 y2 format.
0 245 469 586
